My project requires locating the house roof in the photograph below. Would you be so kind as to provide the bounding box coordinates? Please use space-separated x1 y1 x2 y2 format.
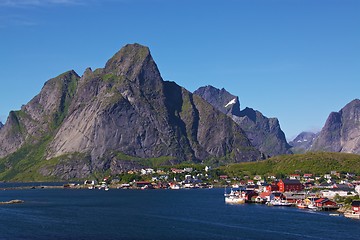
334 183 354 188
315 198 335 204
281 179 302 185
135 181 151 184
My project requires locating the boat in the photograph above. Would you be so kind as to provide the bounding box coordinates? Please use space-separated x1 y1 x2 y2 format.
268 199 292 207
224 189 245 204
344 211 360 219
169 183 180 190
225 195 245 204
296 202 308 209
307 203 319 210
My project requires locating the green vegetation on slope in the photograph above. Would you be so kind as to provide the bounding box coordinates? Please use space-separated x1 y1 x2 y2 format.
0 135 58 181
51 72 79 129
221 152 360 178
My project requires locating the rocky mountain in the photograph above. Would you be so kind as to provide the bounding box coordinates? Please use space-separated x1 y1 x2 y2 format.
194 86 292 157
0 122 3 129
310 99 360 154
0 43 261 180
289 132 318 154
193 86 241 116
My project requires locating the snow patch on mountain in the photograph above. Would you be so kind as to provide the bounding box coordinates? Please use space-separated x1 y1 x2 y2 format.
225 98 236 108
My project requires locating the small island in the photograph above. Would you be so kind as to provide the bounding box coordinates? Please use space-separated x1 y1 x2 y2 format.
0 199 24 205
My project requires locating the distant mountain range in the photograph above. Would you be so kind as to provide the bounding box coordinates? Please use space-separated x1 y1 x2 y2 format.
290 99 360 154
194 86 292 157
0 43 359 181
289 132 318 154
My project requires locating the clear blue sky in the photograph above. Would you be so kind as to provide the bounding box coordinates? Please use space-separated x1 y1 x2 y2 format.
0 0 359 140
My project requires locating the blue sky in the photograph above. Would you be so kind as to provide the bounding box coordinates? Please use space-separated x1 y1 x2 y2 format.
0 0 359 140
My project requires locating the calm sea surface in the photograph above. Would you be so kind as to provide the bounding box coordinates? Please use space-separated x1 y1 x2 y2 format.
0 186 359 240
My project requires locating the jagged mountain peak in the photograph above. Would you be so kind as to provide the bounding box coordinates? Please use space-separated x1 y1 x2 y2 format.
311 99 360 154
104 43 157 81
239 107 257 122
194 85 292 157
344 98 360 107
105 43 150 67
339 99 360 118
289 131 318 154
194 85 241 116
82 67 93 78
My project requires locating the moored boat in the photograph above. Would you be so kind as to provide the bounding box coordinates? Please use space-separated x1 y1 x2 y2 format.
224 189 245 204
307 203 318 210
268 199 292 207
344 211 360 219
225 195 245 204
296 202 308 209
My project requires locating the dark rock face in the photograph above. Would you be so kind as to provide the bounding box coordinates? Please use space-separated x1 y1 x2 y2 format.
194 86 292 157
194 86 241 116
0 122 3 129
289 132 318 154
0 70 80 158
0 43 261 180
235 107 292 157
311 99 360 154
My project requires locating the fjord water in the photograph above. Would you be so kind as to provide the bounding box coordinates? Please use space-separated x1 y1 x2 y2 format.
0 187 359 240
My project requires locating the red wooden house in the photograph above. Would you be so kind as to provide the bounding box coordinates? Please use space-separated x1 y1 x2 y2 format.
277 179 304 192
314 198 338 210
265 183 279 192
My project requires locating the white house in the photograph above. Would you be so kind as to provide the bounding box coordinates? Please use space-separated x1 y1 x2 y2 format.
141 168 155 175
321 189 357 198
355 185 360 195
324 174 332 180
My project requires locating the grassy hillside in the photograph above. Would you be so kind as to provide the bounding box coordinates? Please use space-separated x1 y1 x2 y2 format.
221 152 360 178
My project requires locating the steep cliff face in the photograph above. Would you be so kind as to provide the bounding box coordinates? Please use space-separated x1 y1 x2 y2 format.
0 44 261 180
194 86 292 157
289 132 318 154
0 122 3 129
0 71 79 158
234 107 292 157
311 99 360 154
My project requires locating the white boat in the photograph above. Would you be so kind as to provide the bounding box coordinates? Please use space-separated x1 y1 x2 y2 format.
225 195 245 204
307 204 318 210
169 183 180 190
344 211 360 219
268 199 292 207
224 189 245 204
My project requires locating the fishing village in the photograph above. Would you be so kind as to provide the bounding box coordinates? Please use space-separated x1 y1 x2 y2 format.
4 165 359 220
82 166 360 220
